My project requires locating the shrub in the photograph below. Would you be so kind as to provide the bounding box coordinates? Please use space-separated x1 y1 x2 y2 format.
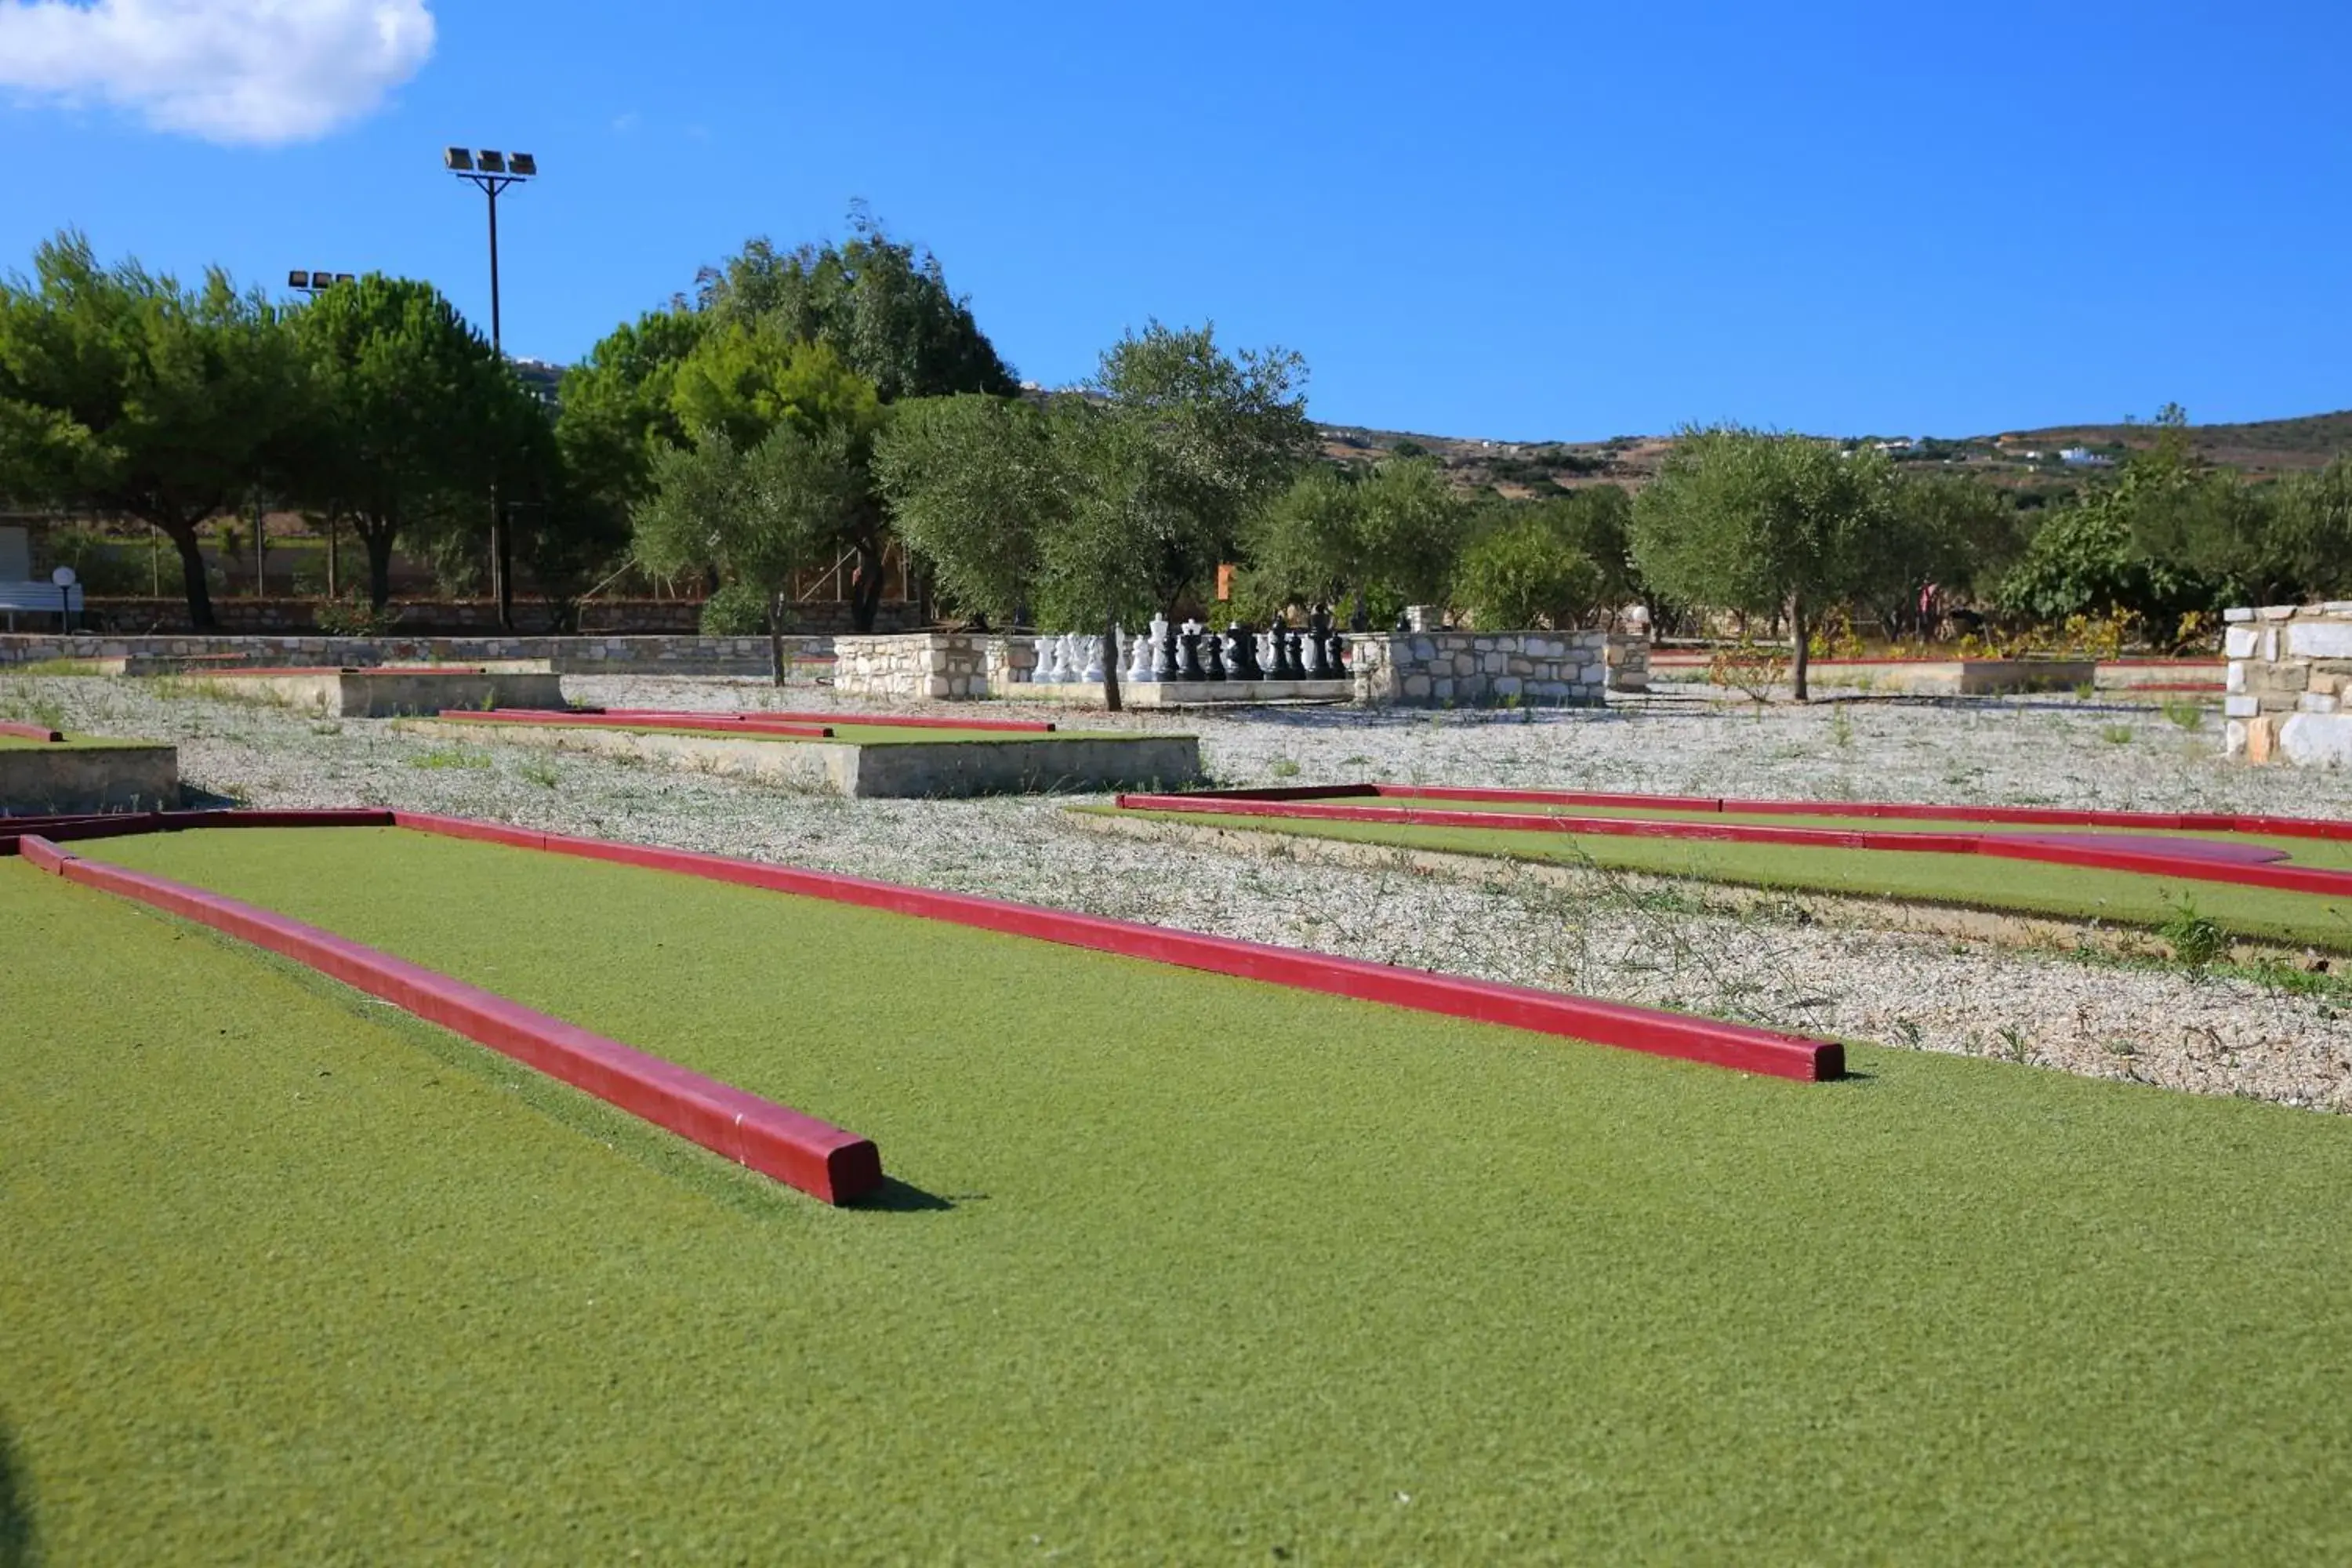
314 597 396 637
1707 639 1787 703
698 581 770 635
1452 518 1600 630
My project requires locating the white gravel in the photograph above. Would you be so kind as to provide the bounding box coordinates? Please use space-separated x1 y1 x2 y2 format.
10 670 2352 1113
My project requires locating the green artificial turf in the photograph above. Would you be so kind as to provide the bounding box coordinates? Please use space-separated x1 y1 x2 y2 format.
1329 794 2352 871
430 714 1141 746
13 829 2352 1560
1105 806 2352 950
0 733 159 751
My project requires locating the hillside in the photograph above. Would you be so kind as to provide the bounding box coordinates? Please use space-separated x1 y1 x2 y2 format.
1316 408 2352 499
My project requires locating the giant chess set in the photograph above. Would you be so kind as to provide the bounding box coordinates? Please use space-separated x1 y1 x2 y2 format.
1010 610 1356 704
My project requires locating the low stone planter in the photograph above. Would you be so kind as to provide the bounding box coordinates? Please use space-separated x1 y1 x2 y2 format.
0 741 178 815
395 720 1204 798
197 669 568 718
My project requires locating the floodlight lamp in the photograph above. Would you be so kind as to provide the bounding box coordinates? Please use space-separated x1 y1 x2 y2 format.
443 146 474 171
477 150 506 173
507 152 537 177
313 269 334 287
335 273 356 285
288 270 310 288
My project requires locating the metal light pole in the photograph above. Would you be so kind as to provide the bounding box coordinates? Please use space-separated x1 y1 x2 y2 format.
443 147 538 631
286 270 358 601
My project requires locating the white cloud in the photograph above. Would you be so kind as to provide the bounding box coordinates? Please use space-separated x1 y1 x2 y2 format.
0 0 435 146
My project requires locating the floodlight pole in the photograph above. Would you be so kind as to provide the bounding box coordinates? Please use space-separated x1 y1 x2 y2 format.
454 167 525 630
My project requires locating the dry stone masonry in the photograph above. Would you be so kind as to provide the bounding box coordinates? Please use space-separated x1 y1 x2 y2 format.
832 633 995 700
1351 630 1608 707
2224 603 2352 765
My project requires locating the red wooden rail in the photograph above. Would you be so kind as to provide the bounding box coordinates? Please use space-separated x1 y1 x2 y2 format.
17 831 881 1204
0 721 64 742
1112 789 2352 900
586 707 1059 735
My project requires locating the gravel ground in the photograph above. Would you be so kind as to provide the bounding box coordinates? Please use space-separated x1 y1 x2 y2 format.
11 670 2352 1114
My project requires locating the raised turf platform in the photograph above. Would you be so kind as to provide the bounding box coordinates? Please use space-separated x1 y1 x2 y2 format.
1096 783 2352 950
406 707 1205 797
0 731 178 814
184 666 568 717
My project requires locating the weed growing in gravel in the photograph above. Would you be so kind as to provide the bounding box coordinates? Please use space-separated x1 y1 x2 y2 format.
1269 758 1301 779
520 760 562 789
310 722 343 736
1998 1025 2032 1062
2161 698 2205 731
408 748 492 771
2159 897 2228 970
2101 724 2135 746
1830 704 1855 749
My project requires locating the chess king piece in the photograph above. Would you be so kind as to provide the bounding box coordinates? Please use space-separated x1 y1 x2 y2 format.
1033 633 1062 684
1177 619 1207 681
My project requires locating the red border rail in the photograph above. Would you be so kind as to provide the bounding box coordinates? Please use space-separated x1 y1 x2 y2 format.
1111 788 2352 899
0 721 64 742
16 832 881 1204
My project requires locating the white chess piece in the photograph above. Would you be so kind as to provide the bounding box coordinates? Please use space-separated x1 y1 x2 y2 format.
1128 625 1156 681
1033 633 1062 684
1081 634 1105 683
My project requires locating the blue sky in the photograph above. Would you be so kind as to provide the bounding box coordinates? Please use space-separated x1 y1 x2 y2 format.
2 0 2344 441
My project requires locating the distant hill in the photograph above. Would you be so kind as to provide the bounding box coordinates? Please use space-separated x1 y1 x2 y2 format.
1312 408 2352 499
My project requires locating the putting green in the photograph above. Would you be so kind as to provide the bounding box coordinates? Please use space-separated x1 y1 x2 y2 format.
10 829 2352 1560
1102 806 2352 950
0 733 158 751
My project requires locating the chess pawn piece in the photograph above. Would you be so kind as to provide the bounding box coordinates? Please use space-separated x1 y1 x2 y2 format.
1154 622 1180 681
1327 631 1348 674
1284 628 1306 681
1226 622 1260 681
1081 633 1105 684
1128 625 1156 682
1178 625 1207 681
1203 630 1227 681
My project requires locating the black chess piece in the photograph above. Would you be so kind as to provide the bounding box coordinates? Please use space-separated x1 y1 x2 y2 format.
1226 622 1261 681
1178 628 1206 681
1203 631 1227 681
1279 627 1305 681
1328 632 1348 674
1301 623 1327 677
1153 627 1179 681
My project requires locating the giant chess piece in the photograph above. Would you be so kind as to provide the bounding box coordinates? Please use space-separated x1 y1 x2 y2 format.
1178 619 1207 681
1285 627 1308 681
1328 631 1348 675
1059 631 1083 684
1203 629 1227 681
1226 622 1261 681
1127 624 1156 683
1301 621 1328 678
1033 633 1062 684
1080 633 1105 684
1152 615 1179 681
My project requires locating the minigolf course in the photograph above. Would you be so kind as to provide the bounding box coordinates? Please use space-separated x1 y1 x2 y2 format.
406 704 1205 796
9 810 2352 1558
1095 782 2352 949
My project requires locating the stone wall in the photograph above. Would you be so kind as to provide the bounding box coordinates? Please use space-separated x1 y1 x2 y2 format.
2224 603 2352 765
70 597 911 637
0 631 833 678
832 633 997 700
1605 633 1650 692
1350 630 1608 707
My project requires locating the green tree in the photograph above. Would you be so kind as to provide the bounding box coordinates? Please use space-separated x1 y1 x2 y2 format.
873 393 1062 626
280 274 518 610
1240 457 1464 626
1452 513 1602 629
1629 426 1898 700
695 207 1017 401
555 305 706 511
1855 473 2023 637
632 423 864 682
0 231 294 628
